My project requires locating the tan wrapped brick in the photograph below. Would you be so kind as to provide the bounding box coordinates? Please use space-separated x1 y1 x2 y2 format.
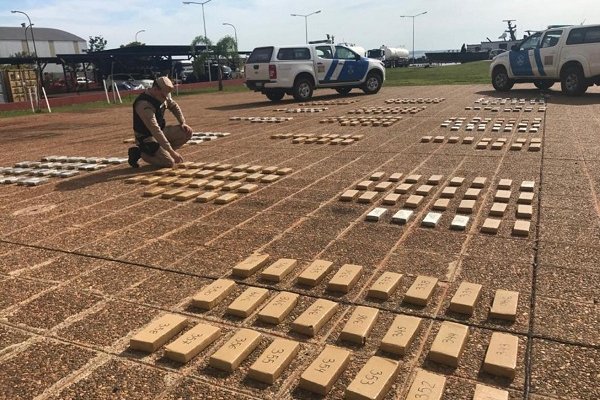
226 287 270 317
209 329 261 372
380 314 421 355
299 345 350 395
404 276 438 306
327 264 363 293
428 321 469 367
232 254 270 278
367 272 402 300
191 279 236 310
297 260 334 286
483 332 519 379
291 299 338 336
164 323 220 363
449 282 483 315
130 314 187 352
248 339 300 384
257 291 299 324
345 356 399 400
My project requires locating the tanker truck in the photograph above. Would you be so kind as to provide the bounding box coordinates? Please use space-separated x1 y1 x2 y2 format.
367 45 410 68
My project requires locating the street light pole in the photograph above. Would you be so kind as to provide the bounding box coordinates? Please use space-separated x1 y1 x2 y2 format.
183 0 212 82
400 11 427 65
290 10 321 44
12 10 40 110
222 22 237 50
20 22 31 54
135 29 145 43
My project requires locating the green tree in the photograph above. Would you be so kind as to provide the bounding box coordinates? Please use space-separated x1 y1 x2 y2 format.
190 35 238 91
213 36 239 90
88 36 107 52
10 51 33 59
190 35 212 82
120 41 145 48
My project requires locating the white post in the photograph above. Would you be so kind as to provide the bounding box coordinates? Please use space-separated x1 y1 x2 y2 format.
33 86 39 108
113 82 122 104
175 73 179 96
102 80 110 103
41 87 51 113
111 79 117 103
27 87 35 112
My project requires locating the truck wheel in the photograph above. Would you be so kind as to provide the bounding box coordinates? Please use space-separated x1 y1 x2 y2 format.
362 71 382 94
265 90 285 102
293 77 313 101
561 66 587 96
492 67 514 91
534 80 554 90
335 87 352 95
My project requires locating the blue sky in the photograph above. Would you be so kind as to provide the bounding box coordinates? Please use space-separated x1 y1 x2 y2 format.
0 0 599 52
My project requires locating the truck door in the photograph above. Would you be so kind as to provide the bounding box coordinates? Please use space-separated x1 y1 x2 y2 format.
509 32 542 77
333 46 369 82
315 45 336 84
536 29 564 77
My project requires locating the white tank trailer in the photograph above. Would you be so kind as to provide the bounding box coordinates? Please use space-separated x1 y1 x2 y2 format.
367 45 410 67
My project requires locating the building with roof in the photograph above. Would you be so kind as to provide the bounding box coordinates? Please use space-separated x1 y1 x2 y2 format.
0 26 86 73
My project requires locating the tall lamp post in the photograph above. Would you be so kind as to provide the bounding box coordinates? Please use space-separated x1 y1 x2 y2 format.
12 10 40 110
135 29 145 43
222 22 237 50
400 11 427 65
222 22 238 71
20 22 31 54
290 10 321 44
183 0 212 82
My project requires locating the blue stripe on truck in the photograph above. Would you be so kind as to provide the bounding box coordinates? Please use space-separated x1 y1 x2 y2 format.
324 60 339 82
533 49 546 76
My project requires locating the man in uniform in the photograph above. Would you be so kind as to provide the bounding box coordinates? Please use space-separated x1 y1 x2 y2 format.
127 76 193 168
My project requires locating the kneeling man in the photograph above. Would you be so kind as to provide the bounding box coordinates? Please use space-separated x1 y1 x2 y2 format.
128 76 193 168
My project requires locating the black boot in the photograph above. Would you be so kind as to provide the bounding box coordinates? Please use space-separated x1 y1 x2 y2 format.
128 146 141 168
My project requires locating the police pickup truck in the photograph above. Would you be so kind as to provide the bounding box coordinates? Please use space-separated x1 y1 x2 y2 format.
245 44 385 101
490 24 600 95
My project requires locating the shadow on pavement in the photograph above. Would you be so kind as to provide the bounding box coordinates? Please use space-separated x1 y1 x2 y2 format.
206 92 364 111
475 88 600 105
54 164 155 191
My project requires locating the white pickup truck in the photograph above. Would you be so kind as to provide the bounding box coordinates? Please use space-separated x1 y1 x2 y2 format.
490 24 600 95
245 44 385 101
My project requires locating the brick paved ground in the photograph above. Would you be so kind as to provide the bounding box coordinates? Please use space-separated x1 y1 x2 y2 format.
0 84 598 400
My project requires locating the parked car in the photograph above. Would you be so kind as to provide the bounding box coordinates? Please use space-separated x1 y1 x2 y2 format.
105 73 154 91
114 81 137 91
221 65 232 79
76 77 94 85
182 64 233 82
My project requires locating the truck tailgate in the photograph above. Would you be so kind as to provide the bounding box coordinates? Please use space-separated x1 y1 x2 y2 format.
245 47 273 81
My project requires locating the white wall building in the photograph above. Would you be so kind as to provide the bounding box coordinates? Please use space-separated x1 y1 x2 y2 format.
0 26 86 73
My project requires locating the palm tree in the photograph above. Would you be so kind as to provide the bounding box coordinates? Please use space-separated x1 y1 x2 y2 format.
190 35 239 91
190 35 212 83
213 36 239 91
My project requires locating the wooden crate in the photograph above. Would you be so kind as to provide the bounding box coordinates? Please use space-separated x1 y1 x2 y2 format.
3 68 37 103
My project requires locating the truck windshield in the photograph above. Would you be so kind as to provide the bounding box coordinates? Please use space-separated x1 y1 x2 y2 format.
519 33 542 50
367 49 384 58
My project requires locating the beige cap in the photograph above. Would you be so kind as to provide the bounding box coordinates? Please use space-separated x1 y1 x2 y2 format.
155 76 174 91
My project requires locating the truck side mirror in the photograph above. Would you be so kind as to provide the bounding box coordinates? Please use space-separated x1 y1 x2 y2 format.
511 45 519 51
